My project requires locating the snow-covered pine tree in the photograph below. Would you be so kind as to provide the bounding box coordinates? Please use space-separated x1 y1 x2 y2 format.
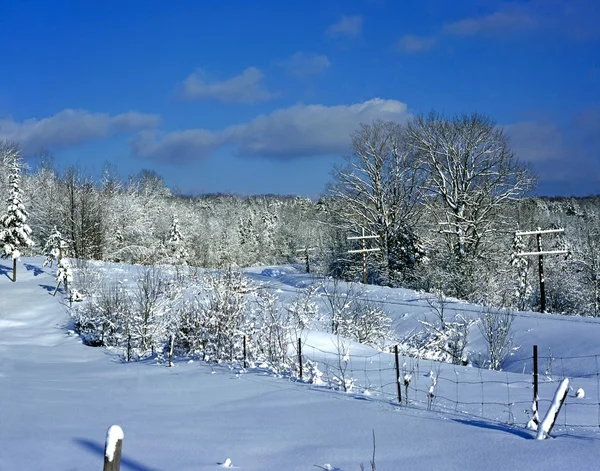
168 214 188 264
43 226 64 268
0 145 34 282
55 254 73 296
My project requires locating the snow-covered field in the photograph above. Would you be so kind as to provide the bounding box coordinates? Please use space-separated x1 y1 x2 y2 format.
2 258 600 470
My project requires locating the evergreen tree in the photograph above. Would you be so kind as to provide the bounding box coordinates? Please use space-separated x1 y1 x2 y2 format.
168 214 188 264
42 226 64 268
0 146 34 282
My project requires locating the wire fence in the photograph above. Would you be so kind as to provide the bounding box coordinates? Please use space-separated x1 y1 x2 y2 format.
291 342 600 431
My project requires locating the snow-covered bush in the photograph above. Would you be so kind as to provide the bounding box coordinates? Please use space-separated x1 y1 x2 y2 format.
399 304 474 365
72 281 132 347
286 284 321 331
339 298 394 349
251 290 294 371
322 279 394 349
178 268 252 362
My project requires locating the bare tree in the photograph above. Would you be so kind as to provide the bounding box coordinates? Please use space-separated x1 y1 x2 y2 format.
478 305 515 370
329 120 425 285
406 112 535 296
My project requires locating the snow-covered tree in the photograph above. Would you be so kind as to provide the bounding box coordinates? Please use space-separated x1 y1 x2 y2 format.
167 213 188 264
0 145 34 282
329 120 425 286
43 226 64 268
511 233 533 311
55 255 73 296
406 112 536 298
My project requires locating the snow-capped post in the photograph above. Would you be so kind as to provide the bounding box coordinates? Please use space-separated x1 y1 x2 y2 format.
103 425 123 471
536 378 569 440
533 344 539 429
168 333 175 367
394 345 402 404
298 338 303 379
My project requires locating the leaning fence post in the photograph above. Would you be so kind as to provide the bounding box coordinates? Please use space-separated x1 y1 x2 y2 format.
394 345 402 404
533 344 539 428
103 425 124 471
536 378 569 439
298 338 303 379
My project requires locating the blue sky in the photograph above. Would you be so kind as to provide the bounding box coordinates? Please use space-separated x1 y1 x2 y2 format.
1 0 598 198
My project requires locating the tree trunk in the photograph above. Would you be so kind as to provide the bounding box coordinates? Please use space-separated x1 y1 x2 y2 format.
12 258 16 282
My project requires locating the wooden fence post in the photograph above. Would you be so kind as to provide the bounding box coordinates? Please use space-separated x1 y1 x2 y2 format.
103 425 123 471
533 344 539 428
298 338 303 379
243 335 247 369
394 345 402 404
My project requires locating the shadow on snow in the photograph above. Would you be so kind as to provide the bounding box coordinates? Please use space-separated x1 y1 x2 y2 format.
24 262 45 276
452 418 534 439
0 261 12 280
73 437 164 471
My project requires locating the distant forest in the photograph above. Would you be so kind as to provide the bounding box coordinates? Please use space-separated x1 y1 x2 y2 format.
1 114 598 316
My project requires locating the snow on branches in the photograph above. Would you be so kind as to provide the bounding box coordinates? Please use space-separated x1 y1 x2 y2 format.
0 146 34 261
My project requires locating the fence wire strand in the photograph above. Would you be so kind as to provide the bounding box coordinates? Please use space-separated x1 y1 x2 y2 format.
287 342 600 431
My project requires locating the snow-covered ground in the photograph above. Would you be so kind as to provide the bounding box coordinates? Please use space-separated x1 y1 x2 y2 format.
2 258 600 470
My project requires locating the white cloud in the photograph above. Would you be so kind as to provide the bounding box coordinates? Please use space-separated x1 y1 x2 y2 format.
443 4 538 37
279 52 331 77
179 67 276 103
397 35 437 54
0 109 159 154
131 98 409 162
224 99 408 158
130 129 223 163
327 15 363 37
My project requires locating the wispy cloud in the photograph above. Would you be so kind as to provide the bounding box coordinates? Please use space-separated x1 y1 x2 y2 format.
130 129 222 163
397 34 437 54
505 111 600 195
442 1 599 40
0 109 159 154
327 15 363 37
179 67 276 103
279 52 331 78
504 121 564 163
398 1 599 55
131 98 409 162
443 4 538 37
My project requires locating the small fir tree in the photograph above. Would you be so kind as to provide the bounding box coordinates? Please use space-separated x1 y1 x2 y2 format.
43 226 64 268
55 253 73 296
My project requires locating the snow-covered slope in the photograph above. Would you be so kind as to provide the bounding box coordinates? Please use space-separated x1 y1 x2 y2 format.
2 258 600 470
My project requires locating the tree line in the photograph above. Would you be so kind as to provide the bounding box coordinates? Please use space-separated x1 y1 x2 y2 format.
0 111 598 316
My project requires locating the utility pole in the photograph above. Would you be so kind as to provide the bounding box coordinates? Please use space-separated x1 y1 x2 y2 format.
348 228 380 284
515 228 568 313
296 246 315 273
